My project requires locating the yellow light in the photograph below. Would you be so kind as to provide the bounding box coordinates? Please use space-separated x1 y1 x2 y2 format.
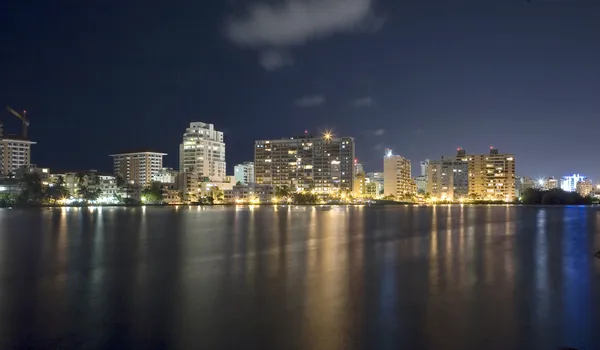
272 196 279 203
323 130 333 140
286 197 293 203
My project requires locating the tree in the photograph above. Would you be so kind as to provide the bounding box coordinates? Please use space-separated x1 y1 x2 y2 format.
18 172 44 204
44 176 69 204
141 182 164 204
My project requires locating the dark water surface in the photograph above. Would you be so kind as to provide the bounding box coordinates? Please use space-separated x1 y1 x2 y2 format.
1 205 600 349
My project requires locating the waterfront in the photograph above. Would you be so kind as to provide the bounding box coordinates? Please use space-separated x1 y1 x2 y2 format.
0 205 599 349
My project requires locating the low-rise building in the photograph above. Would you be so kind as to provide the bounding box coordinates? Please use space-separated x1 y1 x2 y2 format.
224 184 276 204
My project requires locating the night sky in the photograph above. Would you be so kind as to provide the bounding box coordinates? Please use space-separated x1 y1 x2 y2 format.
1 0 599 179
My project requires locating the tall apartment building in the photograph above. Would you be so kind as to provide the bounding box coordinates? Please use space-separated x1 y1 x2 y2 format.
383 149 412 197
234 161 255 185
179 122 226 179
109 151 166 186
354 160 364 175
420 159 429 176
468 148 515 201
427 149 469 201
254 134 355 193
0 137 36 176
179 122 226 198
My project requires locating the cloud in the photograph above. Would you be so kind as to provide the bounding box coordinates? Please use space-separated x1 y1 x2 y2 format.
259 49 294 70
363 128 385 136
353 96 374 107
295 95 325 107
372 142 385 151
224 0 381 70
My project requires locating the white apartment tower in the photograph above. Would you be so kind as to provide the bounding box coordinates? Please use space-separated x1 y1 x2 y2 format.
383 149 413 198
234 162 255 185
179 122 226 196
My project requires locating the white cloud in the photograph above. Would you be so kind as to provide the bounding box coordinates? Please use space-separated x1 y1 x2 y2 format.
373 128 385 136
259 49 294 70
295 95 325 107
226 0 374 47
353 96 374 107
224 0 381 70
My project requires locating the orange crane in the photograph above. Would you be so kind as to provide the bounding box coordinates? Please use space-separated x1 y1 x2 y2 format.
6 106 29 139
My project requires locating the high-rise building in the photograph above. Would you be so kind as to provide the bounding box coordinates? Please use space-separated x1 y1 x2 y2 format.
576 179 593 197
383 149 412 197
0 137 36 176
254 133 355 193
426 149 468 201
179 122 226 198
234 161 255 185
366 172 384 195
420 159 429 177
354 159 364 175
468 148 515 201
109 151 166 187
561 174 585 192
179 122 226 179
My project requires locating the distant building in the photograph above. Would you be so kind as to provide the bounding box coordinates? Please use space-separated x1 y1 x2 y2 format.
353 172 367 196
366 172 384 195
152 167 178 184
383 149 412 198
354 159 364 175
576 179 593 197
110 151 166 187
420 159 429 177
561 174 586 192
0 137 36 176
468 148 515 201
234 161 255 185
547 177 558 190
415 175 427 194
254 133 355 193
427 149 468 201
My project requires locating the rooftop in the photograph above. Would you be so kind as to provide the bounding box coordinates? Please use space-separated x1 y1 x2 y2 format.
109 150 167 156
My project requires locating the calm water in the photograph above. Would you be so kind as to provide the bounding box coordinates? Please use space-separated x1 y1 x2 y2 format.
0 205 599 349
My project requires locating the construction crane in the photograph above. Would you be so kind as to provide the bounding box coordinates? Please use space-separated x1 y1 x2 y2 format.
6 106 29 139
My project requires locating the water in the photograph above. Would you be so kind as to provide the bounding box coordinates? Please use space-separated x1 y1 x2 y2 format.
0 205 599 349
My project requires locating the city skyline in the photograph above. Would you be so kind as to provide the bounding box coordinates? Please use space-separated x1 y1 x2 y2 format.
2 1 599 178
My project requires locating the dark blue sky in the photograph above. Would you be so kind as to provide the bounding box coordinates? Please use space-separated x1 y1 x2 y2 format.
1 0 599 178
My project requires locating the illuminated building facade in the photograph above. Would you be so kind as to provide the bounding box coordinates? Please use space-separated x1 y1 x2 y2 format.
427 149 469 201
0 137 36 176
468 148 515 201
383 149 412 197
254 133 355 193
110 151 166 187
179 122 226 199
560 174 585 192
234 161 255 185
576 179 593 197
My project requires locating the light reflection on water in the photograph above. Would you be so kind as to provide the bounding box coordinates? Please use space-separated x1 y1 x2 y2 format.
0 205 599 349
